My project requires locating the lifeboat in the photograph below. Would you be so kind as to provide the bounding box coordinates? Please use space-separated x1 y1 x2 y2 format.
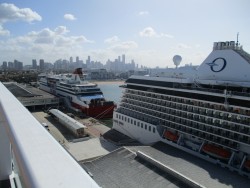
164 130 179 142
243 159 250 171
202 144 231 160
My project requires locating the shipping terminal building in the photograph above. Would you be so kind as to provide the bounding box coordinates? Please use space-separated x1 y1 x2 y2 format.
3 82 59 109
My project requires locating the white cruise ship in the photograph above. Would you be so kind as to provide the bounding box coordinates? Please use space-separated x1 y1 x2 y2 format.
39 68 115 118
113 40 250 175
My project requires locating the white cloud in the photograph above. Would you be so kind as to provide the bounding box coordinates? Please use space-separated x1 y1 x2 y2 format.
0 3 42 23
177 43 191 49
28 28 55 44
109 41 138 52
0 3 41 37
55 26 69 35
104 36 120 43
139 11 149 16
139 27 173 38
0 26 94 63
24 26 93 45
0 25 9 36
64 14 76 21
139 27 156 37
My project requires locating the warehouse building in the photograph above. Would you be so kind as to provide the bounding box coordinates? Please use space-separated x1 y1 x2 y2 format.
49 109 86 137
3 82 59 109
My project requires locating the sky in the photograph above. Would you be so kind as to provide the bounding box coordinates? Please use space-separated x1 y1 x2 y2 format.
0 0 249 68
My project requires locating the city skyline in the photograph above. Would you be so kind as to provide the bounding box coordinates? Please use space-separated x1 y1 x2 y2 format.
0 0 249 68
1 54 141 73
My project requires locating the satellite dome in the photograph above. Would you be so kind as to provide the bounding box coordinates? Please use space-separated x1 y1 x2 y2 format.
173 55 182 68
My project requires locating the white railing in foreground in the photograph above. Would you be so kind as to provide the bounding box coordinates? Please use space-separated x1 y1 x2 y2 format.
0 82 100 188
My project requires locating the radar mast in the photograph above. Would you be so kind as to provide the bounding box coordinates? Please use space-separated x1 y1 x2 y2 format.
236 32 239 46
173 55 182 69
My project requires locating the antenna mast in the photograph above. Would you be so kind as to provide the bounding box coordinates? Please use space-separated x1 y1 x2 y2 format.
236 32 239 46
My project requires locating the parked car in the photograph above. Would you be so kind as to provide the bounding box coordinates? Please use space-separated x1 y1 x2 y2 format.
41 123 49 131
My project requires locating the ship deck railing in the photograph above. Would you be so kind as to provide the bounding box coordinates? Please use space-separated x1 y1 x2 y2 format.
173 85 250 98
124 89 250 119
117 101 250 147
0 82 100 188
121 97 250 132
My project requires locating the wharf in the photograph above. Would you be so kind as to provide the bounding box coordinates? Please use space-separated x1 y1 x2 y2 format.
32 111 119 162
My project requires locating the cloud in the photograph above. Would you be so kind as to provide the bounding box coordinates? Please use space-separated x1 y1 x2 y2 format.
0 3 41 37
109 41 138 52
28 28 55 44
0 3 42 23
104 36 120 43
139 27 173 38
138 11 149 16
54 26 69 35
64 14 76 21
177 43 191 49
139 27 156 37
25 26 93 45
0 25 9 36
0 26 94 62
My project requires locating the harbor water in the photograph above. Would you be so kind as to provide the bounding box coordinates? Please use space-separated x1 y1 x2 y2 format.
96 81 124 127
97 81 123 104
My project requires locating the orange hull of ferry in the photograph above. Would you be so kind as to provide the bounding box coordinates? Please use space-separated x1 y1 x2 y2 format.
202 144 231 160
72 102 116 119
164 131 179 142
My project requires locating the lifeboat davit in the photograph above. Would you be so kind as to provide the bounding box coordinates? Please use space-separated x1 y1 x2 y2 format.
164 131 179 142
202 144 231 160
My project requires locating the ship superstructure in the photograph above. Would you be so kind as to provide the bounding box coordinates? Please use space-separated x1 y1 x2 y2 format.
113 40 250 176
39 68 115 118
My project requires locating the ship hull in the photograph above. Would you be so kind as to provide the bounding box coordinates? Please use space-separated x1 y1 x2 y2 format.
72 102 115 119
111 40 250 177
39 83 115 119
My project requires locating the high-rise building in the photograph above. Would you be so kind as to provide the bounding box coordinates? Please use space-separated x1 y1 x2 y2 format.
39 59 45 71
76 56 79 63
122 54 125 64
32 59 37 69
14 60 18 70
86 56 91 67
70 57 73 64
14 60 23 70
8 62 14 70
2 61 7 70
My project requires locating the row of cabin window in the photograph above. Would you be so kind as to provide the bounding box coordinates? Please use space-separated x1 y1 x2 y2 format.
116 113 156 133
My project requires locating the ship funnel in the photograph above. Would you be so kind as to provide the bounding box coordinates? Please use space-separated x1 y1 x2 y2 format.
73 68 83 75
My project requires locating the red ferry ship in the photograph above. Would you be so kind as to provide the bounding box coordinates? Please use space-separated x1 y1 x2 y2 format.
39 68 115 118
